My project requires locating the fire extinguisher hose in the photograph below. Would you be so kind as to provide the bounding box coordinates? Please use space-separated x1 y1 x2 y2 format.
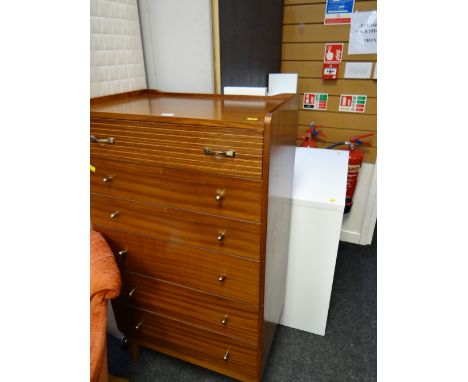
327 133 374 150
326 141 353 150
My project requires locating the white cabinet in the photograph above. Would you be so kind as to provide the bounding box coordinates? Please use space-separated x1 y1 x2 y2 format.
280 148 348 336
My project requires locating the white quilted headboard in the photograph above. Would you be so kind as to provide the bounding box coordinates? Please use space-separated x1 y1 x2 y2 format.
91 0 147 97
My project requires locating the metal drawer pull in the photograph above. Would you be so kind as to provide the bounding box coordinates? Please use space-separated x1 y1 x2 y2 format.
217 233 225 242
215 192 224 202
90 135 115 144
117 249 127 256
110 211 120 219
218 275 226 283
220 315 229 326
135 321 143 331
128 288 135 297
102 175 113 183
203 147 236 158
223 350 230 361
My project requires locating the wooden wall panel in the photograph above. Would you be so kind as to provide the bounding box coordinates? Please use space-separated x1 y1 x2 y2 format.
297 126 378 147
283 61 359 79
281 0 377 163
298 111 376 131
298 78 377 97
282 44 376 62
315 141 377 163
284 0 377 7
294 95 376 115
284 1 376 24
283 24 349 42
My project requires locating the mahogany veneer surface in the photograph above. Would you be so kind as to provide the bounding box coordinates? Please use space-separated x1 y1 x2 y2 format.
90 158 263 221
97 227 260 305
90 89 297 382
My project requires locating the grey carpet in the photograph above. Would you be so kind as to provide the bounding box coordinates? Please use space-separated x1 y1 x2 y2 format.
107 232 377 382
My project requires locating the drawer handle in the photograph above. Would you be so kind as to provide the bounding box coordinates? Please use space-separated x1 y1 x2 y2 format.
218 275 226 283
203 147 236 158
90 135 115 145
223 350 230 361
110 211 120 219
220 315 229 326
102 175 113 183
117 249 127 256
215 192 224 202
217 233 225 242
135 321 143 331
128 288 135 297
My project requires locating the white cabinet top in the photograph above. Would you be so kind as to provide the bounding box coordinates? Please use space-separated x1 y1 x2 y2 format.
292 148 349 211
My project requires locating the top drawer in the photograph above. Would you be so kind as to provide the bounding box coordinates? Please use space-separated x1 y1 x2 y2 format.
90 118 264 179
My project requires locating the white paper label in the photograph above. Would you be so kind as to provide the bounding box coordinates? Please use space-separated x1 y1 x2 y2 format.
344 62 373 79
348 11 377 55
373 63 377 79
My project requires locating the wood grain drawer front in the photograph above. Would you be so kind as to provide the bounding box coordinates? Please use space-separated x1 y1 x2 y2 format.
90 119 264 179
114 304 258 381
91 194 261 260
90 158 262 222
120 272 259 344
97 228 260 305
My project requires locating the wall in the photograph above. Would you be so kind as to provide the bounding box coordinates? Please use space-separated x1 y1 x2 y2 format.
138 0 215 93
281 0 377 244
340 163 376 244
219 0 284 89
282 0 377 161
90 0 146 97
91 0 148 337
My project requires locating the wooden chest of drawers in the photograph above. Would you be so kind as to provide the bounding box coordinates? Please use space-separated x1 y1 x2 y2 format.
90 89 297 382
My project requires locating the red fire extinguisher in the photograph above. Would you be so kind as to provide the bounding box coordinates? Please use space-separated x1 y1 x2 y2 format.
300 122 324 148
327 133 374 214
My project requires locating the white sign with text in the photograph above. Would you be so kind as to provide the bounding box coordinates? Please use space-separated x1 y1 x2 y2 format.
348 11 377 55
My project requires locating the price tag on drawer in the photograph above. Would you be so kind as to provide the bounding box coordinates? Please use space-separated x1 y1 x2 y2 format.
90 165 96 172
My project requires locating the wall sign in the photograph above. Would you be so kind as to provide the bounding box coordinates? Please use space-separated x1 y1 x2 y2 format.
324 0 355 25
303 93 328 110
324 43 344 64
339 94 367 113
344 62 373 79
348 11 377 55
323 63 340 80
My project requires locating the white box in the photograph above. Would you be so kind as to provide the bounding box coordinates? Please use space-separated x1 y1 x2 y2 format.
223 86 267 96
280 148 348 335
268 73 298 95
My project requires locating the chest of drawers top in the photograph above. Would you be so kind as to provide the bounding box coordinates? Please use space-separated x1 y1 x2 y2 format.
91 89 288 129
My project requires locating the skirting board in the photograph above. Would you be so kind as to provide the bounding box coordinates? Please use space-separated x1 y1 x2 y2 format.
340 229 362 244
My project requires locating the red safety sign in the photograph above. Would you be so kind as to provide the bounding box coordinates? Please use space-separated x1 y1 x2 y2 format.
303 93 328 110
322 63 339 80
339 94 367 113
324 43 344 64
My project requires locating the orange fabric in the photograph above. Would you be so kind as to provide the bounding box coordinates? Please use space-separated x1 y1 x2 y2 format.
90 230 121 382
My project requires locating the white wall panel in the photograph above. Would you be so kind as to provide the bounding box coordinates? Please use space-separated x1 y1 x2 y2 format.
340 163 376 245
139 0 214 93
91 0 147 97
